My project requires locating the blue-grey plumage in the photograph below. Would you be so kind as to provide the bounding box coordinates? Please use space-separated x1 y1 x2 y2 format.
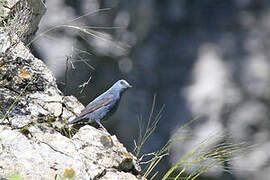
68 79 131 131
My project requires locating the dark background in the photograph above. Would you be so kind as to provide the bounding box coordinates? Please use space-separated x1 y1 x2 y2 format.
33 0 270 179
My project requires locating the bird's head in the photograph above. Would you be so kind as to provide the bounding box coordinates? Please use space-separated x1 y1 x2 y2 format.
112 79 132 93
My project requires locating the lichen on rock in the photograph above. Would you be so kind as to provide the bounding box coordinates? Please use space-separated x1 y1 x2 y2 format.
0 0 141 179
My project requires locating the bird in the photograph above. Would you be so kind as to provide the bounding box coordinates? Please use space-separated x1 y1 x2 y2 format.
68 79 132 131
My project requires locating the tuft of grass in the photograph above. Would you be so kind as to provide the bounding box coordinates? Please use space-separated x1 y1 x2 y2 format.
47 116 56 124
133 95 168 178
134 94 165 158
27 9 125 95
135 96 248 180
161 134 247 180
58 124 78 139
26 8 125 48
19 124 31 137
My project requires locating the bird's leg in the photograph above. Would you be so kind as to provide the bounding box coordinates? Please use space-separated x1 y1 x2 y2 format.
96 120 108 132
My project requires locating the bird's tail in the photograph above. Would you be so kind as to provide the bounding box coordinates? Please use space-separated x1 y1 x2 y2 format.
68 116 84 125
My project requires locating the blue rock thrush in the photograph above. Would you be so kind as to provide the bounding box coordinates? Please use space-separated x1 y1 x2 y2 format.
68 79 132 131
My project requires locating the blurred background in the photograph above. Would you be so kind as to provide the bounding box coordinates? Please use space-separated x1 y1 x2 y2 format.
33 0 270 179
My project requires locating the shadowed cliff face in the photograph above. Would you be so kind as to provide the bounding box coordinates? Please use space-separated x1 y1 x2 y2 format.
34 0 270 179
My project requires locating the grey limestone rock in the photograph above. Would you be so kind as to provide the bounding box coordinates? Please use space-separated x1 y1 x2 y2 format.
0 0 141 179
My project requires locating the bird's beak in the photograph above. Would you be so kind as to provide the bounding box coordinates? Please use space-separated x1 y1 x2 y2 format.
127 84 132 88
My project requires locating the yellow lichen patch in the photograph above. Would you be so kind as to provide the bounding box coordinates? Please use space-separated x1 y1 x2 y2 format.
115 144 119 149
106 136 112 142
121 151 132 159
63 168 76 179
100 135 114 148
18 69 30 79
18 69 31 83
10 40 17 46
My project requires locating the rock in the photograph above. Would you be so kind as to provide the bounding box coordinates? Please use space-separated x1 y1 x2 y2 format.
63 96 85 115
100 170 139 180
0 0 141 179
0 125 140 179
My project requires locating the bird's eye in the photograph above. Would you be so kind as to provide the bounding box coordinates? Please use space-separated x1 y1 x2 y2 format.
120 81 125 85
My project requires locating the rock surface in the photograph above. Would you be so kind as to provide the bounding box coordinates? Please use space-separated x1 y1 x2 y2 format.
0 0 141 179
0 125 140 179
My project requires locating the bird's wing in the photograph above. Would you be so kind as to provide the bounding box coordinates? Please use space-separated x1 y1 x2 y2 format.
77 96 113 118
